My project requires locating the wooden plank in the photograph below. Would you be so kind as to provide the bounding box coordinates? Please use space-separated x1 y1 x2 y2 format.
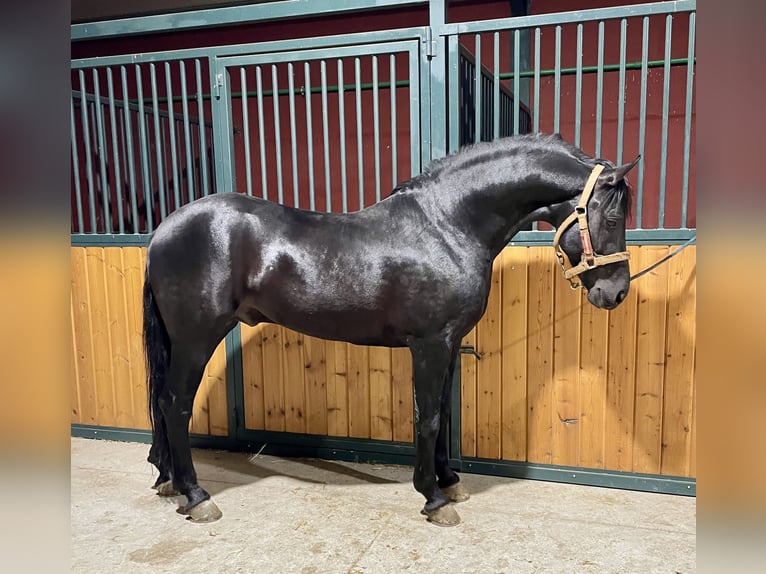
369 347 393 441
346 344 370 438
660 246 696 477
241 324 266 430
283 328 307 433
125 247 150 430
391 347 413 443
304 336 328 436
104 248 135 428
551 265 581 467
189 363 210 435
476 257 503 459
70 295 82 424
632 246 670 474
500 247 528 461
689 378 696 477
205 340 228 436
526 247 554 464
325 341 349 436
261 324 286 431
604 246 639 471
86 247 116 426
578 290 609 469
460 328 477 457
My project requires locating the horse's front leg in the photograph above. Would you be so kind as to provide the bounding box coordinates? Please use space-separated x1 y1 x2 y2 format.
409 338 461 526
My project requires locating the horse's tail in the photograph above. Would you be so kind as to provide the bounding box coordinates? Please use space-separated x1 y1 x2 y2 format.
142 261 170 432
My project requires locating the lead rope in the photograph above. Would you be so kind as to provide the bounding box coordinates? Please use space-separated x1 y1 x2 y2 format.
629 234 696 282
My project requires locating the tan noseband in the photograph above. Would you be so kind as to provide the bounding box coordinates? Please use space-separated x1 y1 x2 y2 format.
552 164 631 290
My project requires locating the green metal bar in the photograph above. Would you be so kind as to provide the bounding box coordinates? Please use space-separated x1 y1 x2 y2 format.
135 65 153 232
493 33 500 139
164 62 181 211
225 325 244 441
120 66 140 233
79 71 97 234
241 67 253 197
497 57 692 81
513 29 520 135
288 62 300 207
149 64 168 220
575 23 582 147
659 14 673 228
682 12 695 228
93 69 111 233
321 60 332 212
595 21 604 157
71 234 151 246
180 62 196 204
338 60 348 213
416 38 430 172
447 34 460 154
355 57 364 208
617 18 627 164
255 65 268 201
554 25 561 134
70 96 85 233
195 59 210 197
505 228 697 247
106 68 125 233
390 53 398 185
305 61 316 211
271 65 285 204
533 27 540 134
636 17 649 228
474 34 481 144
372 56 381 203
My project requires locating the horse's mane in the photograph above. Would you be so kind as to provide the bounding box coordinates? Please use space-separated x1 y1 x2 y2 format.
389 133 632 215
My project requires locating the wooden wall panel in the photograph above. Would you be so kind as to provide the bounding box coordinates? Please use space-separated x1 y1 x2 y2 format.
71 247 226 435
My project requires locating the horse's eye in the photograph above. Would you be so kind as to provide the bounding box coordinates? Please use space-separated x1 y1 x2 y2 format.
606 218 617 229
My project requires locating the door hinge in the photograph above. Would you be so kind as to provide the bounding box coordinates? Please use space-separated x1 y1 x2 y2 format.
425 27 437 59
214 73 224 99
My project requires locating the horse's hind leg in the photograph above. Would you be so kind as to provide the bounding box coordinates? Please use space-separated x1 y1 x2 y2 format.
148 415 176 495
434 345 470 503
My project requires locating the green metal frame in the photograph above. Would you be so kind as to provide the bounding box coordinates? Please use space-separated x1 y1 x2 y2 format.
69 0 697 495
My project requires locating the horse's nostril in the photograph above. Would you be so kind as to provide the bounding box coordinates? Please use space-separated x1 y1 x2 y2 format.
615 289 626 304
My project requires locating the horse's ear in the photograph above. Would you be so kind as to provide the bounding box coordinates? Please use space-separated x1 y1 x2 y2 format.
602 155 640 186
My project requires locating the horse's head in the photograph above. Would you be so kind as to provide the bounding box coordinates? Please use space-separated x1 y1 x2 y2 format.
554 156 639 310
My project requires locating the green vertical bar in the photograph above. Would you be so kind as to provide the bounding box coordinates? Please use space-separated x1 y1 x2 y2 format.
164 62 181 212
241 67 253 196
636 17 649 228
681 12 695 228
195 59 210 197
179 62 196 204
493 32 500 139
513 29 520 135
305 62 316 211
149 64 167 221
533 27 540 134
271 65 285 204
575 23 583 147
554 25 561 134
106 68 125 233
92 69 111 233
372 56 381 203
338 60 348 213
617 18 627 164
595 21 604 157
390 53 398 186
320 60 332 212
288 62 299 207
355 57 364 208
474 35 481 144
120 66 139 232
70 96 85 232
135 65 153 231
429 0 448 162
414 43 428 174
78 77 97 233
224 325 244 442
255 66 268 201
659 14 673 229
448 35 460 154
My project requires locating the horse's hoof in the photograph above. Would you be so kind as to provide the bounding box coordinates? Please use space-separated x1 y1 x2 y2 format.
421 504 461 526
181 499 222 523
443 482 470 503
155 480 179 497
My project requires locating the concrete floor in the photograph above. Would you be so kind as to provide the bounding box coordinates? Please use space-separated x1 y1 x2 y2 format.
71 437 696 573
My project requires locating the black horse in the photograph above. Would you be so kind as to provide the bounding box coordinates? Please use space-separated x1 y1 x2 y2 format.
143 133 638 526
